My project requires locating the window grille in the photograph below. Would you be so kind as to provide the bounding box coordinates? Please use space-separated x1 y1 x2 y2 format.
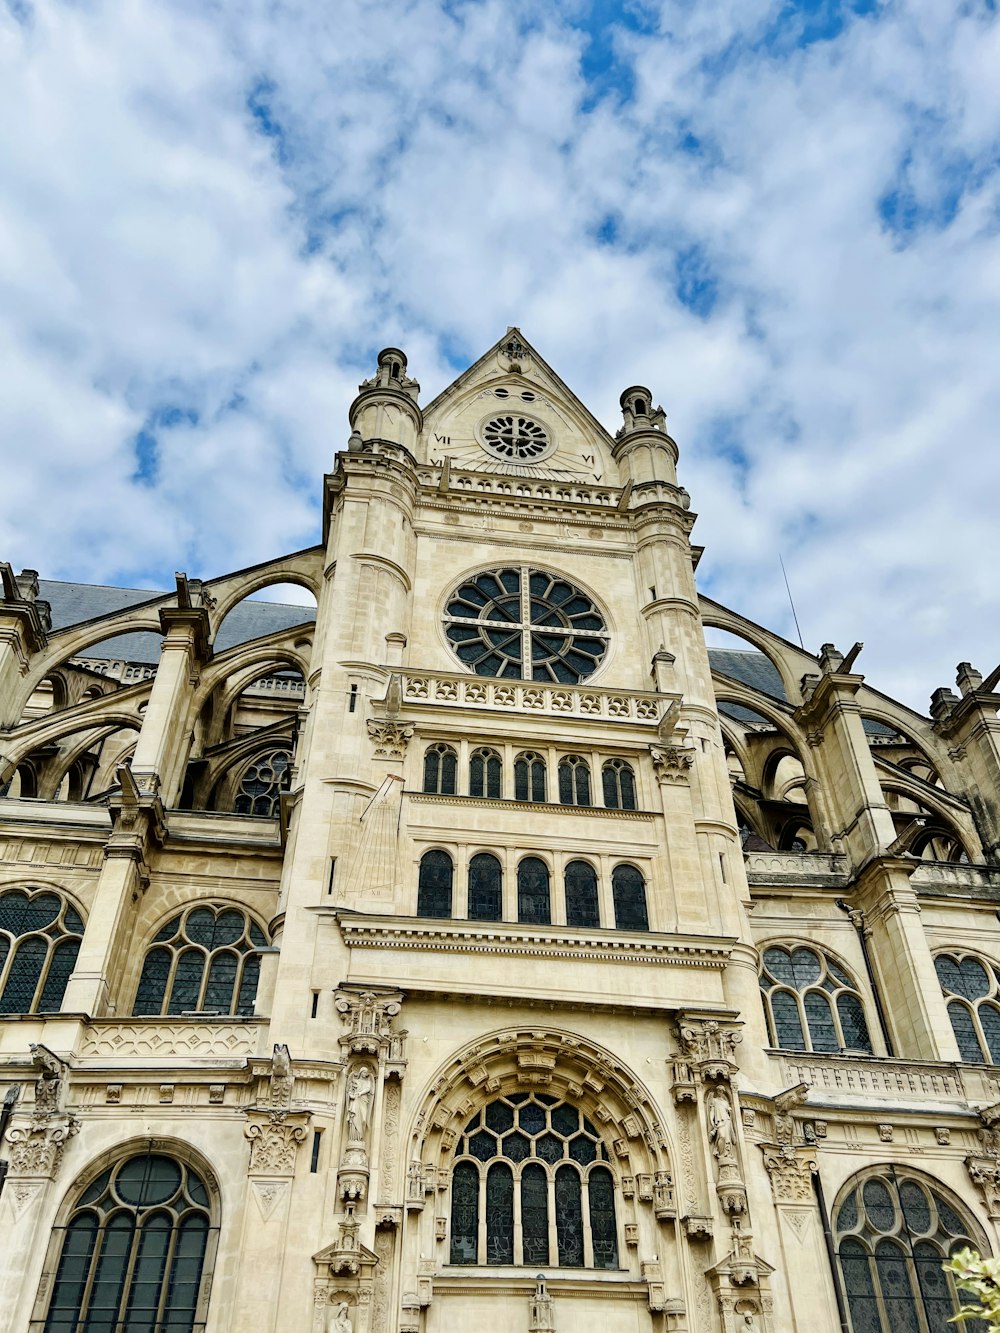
0 889 84 1015
448 1093 618 1269
564 861 600 929
611 864 649 931
602 759 637 810
518 858 551 925
514 752 546 803
469 748 502 799
417 850 454 918
469 853 502 922
132 905 267 1017
759 945 873 1053
232 748 291 817
558 755 591 807
423 743 458 795
935 953 1000 1063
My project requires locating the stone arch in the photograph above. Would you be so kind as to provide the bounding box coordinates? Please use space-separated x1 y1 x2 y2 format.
701 597 814 705
56 1135 224 1221
877 778 979 861
29 616 166 693
209 568 320 642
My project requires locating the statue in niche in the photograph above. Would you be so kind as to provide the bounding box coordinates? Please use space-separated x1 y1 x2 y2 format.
328 1301 353 1332
346 1065 375 1144
708 1089 736 1161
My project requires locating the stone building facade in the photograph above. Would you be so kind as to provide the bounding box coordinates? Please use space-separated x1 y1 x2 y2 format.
1 329 998 1332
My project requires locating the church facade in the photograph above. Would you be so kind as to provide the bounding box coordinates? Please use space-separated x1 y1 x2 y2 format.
1 330 999 1332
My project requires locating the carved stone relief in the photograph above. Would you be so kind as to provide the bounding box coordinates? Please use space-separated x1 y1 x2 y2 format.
245 1111 309 1175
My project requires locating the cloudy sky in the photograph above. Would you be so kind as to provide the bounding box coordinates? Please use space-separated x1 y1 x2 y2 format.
1 0 998 711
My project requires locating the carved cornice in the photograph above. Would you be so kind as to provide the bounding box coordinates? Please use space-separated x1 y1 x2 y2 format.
407 792 656 820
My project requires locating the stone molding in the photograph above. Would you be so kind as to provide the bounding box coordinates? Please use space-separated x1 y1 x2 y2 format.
78 1019 263 1060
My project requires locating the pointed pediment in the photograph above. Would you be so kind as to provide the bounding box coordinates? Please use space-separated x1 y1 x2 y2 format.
420 328 622 486
312 1238 380 1268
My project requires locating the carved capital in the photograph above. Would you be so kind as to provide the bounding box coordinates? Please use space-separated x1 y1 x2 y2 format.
674 1016 742 1082
366 718 413 759
335 988 405 1066
6 1113 79 1179
244 1110 309 1176
650 742 695 784
966 1155 1000 1217
762 1146 818 1203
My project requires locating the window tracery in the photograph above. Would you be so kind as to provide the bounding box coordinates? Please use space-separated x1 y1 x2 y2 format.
558 755 591 806
449 1093 618 1269
423 743 458 795
417 850 454 918
602 759 637 810
132 905 266 1017
0 888 84 1015
469 747 502 799
935 953 1000 1063
759 944 872 1054
612 864 648 931
232 747 291 817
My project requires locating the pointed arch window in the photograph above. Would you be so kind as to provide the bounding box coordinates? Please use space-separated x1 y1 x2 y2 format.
469 747 502 799
0 888 84 1015
417 850 454 919
133 905 267 1017
423 743 458 795
518 857 551 925
449 1093 619 1269
612 864 649 931
602 759 637 810
760 944 873 1054
834 1168 988 1333
564 861 600 929
935 953 1000 1063
469 853 502 922
558 755 591 806
232 747 291 817
39 1150 214 1333
514 752 546 803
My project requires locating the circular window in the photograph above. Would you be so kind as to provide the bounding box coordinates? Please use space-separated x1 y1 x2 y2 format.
444 567 609 683
480 414 552 462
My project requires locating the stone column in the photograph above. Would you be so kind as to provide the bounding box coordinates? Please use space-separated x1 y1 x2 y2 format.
932 666 1000 862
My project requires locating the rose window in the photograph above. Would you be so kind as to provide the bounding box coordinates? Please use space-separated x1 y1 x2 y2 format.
481 415 550 461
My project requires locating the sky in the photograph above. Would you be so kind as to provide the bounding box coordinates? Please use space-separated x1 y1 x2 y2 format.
1 0 998 713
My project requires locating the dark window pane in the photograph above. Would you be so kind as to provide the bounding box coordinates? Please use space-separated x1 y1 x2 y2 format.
486 1163 514 1264
236 954 261 1016
913 1240 957 1333
588 1167 618 1269
555 1165 584 1266
565 861 599 929
0 890 60 934
558 763 573 805
551 1105 579 1135
43 1214 98 1332
162 1215 208 1331
521 1164 549 1266
184 909 217 946
470 752 485 797
862 1179 896 1233
837 993 873 1053
469 853 502 922
124 1213 171 1332
441 749 457 795
0 935 47 1012
518 858 550 925
167 948 206 1014
485 1102 514 1133
531 760 546 802
763 947 794 985
514 759 529 802
836 1188 859 1233
203 950 239 1012
770 991 805 1050
116 1156 182 1207
789 947 822 987
948 1001 985 1062
503 1132 530 1162
518 1102 546 1135
804 991 838 1052
37 938 80 1013
469 1132 497 1163
839 1238 880 1333
134 947 172 1017
980 1002 1000 1063
87 1213 136 1331
423 748 441 793
874 1238 921 1333
612 865 648 931
417 850 453 918
898 1182 931 1235
485 754 501 798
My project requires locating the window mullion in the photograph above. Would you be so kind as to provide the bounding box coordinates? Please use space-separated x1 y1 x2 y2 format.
477 1169 487 1265
519 566 531 681
154 1212 182 1332
513 1165 524 1266
581 1175 595 1268
546 1170 558 1269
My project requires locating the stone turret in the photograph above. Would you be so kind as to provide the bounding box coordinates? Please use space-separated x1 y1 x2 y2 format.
348 346 422 453
612 384 679 485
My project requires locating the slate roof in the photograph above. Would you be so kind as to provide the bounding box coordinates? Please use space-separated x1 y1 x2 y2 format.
707 648 787 701
38 580 316 665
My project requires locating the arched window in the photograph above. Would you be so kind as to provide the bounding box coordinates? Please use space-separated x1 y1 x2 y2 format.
40 1150 213 1332
514 752 546 803
760 944 873 1054
602 759 637 810
132 905 267 1017
834 1168 988 1333
935 953 1000 1063
565 861 600 929
469 853 502 922
449 1094 619 1269
423 743 458 795
469 747 502 799
417 850 454 918
518 857 551 925
232 747 291 816
558 755 591 806
0 888 84 1015
612 864 648 931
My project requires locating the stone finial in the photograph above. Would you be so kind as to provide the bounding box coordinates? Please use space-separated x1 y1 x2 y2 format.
957 662 984 696
930 687 960 721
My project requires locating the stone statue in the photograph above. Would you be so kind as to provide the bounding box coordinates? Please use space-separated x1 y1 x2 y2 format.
272 1043 291 1078
743 1313 759 1332
708 1089 735 1160
346 1065 375 1144
329 1301 352 1333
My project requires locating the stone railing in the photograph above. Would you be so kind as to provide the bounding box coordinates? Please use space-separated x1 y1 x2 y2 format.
775 1051 976 1104
911 862 1000 896
417 468 619 509
744 851 849 886
244 675 306 697
79 1019 265 1062
400 670 664 725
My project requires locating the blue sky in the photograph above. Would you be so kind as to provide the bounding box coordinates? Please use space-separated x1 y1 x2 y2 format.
1 0 999 708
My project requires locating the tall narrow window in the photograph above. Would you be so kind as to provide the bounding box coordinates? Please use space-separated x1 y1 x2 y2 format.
612 864 649 931
417 850 454 918
555 1165 584 1266
0 888 84 1015
759 945 873 1054
602 759 637 810
935 953 1000 1063
423 743 458 795
40 1152 212 1333
589 1166 619 1268
449 1161 479 1264
133 905 267 1017
518 858 551 925
564 861 600 929
521 1164 549 1265
232 747 291 816
514 752 546 802
469 747 502 799
486 1162 514 1264
469 853 502 922
558 755 591 806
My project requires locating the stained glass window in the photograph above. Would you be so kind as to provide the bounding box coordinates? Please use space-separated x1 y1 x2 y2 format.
417 851 454 919
602 759 637 810
132 905 266 1016
470 748 502 799
518 858 551 925
423 744 458 795
834 1169 987 1333
468 853 502 922
232 748 291 817
558 756 591 806
41 1152 212 1333
759 944 873 1054
0 888 84 1015
935 953 1000 1063
449 1094 615 1270
443 567 609 683
565 861 600 929
612 864 648 931
514 752 546 803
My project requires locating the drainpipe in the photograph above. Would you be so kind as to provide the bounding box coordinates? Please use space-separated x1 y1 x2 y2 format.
836 899 895 1057
813 1166 851 1333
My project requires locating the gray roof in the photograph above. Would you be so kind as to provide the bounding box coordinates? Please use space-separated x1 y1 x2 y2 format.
708 648 787 701
39 580 316 665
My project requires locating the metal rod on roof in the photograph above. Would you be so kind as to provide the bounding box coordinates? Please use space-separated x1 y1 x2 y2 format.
778 553 805 649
